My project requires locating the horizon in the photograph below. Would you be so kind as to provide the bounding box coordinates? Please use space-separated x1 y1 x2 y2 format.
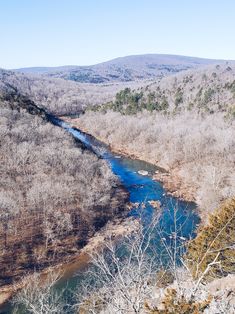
10 53 234 70
1 1 235 311
1 0 235 68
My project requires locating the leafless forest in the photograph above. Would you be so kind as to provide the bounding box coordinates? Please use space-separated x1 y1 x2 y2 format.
0 92 127 286
14 202 235 313
89 63 235 117
15 54 220 83
0 56 235 312
0 69 146 115
78 110 235 213
1 63 235 118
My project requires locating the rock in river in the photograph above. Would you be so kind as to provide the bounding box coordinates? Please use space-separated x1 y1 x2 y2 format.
138 170 149 176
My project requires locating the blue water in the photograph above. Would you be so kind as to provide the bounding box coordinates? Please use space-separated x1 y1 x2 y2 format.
61 120 199 236
1 118 200 313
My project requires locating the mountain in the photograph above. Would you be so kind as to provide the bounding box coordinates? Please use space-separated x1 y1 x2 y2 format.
13 54 229 83
0 68 147 115
2 60 235 117
89 63 235 117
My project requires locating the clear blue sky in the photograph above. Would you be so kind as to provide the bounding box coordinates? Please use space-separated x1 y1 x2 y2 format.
1 0 235 68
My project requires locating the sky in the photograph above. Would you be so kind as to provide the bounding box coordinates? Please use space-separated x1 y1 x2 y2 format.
1 0 235 69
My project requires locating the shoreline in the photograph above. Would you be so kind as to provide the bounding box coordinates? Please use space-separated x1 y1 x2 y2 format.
0 115 200 308
0 216 138 308
62 116 198 205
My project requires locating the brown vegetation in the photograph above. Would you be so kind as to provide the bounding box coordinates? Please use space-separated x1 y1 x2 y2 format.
1 58 235 313
187 198 235 281
145 288 211 314
12 203 235 313
90 63 235 117
146 63 235 116
0 92 128 287
74 213 235 313
0 69 146 115
2 62 235 117
71 110 235 214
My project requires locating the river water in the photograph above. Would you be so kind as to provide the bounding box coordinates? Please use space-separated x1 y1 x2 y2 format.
1 118 200 313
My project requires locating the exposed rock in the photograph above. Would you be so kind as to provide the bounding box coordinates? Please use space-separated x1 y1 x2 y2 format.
138 170 149 176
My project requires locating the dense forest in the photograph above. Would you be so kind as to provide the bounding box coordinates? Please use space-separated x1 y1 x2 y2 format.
0 90 128 286
0 69 144 115
77 110 235 213
0 57 235 313
89 64 235 117
2 0 235 310
1 63 235 118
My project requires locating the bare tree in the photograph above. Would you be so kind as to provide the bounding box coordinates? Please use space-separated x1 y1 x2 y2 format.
0 94 127 287
75 203 235 314
13 271 66 314
76 216 161 314
77 110 235 213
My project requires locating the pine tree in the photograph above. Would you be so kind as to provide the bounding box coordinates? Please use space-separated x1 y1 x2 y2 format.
186 198 235 281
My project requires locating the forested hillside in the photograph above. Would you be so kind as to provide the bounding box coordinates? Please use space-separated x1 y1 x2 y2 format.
2 0 235 310
90 63 235 117
0 55 235 312
0 90 127 287
15 54 222 83
75 111 235 213
0 69 146 115
74 63 235 214
2 62 235 117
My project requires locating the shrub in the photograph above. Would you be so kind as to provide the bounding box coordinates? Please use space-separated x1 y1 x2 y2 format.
145 288 211 314
186 198 235 281
175 88 183 106
155 269 174 288
202 88 215 106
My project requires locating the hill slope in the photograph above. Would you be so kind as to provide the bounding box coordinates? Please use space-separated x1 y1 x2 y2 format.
0 69 146 115
2 62 235 117
0 89 128 286
91 63 235 117
14 54 228 83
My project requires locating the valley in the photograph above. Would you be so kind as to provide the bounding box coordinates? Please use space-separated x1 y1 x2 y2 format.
0 53 234 313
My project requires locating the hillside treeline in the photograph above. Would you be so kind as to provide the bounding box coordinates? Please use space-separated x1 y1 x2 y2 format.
78 110 235 213
90 64 235 117
0 92 127 286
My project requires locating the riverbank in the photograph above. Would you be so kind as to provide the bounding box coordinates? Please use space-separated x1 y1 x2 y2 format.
0 216 138 308
0 99 134 310
1 115 202 312
62 116 197 204
68 111 235 221
0 185 129 308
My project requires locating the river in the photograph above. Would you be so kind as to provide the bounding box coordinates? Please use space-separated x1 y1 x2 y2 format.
1 118 200 313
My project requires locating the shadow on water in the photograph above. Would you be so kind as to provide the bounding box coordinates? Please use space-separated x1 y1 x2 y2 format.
2 117 200 313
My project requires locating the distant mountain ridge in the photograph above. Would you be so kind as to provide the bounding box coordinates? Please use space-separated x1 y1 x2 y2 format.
2 60 235 116
13 54 230 83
